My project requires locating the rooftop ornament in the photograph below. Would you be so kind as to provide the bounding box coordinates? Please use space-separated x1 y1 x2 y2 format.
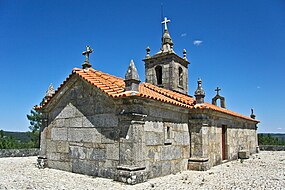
82 45 93 69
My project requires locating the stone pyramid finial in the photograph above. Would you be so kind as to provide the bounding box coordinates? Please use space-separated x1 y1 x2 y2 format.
45 83 55 99
194 79 205 104
124 60 141 92
82 45 93 69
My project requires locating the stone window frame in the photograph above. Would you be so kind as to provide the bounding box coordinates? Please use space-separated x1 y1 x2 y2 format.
178 66 184 89
164 123 173 145
155 65 163 86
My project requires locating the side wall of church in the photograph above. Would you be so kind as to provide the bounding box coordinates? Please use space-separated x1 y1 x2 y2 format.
206 118 257 167
40 78 120 178
142 101 190 178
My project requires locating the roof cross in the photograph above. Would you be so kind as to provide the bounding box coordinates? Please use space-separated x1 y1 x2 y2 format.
82 45 93 69
215 87 221 95
82 45 93 63
162 17 170 30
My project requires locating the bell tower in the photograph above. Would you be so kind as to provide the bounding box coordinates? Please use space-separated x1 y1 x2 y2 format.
143 17 190 94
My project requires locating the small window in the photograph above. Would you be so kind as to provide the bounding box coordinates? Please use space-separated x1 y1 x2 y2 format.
155 66 163 85
179 67 183 86
164 124 172 145
167 126 171 139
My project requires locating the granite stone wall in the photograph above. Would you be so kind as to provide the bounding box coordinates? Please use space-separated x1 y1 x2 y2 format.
259 145 285 151
39 76 258 184
0 148 39 158
188 111 258 170
142 102 190 178
41 78 119 178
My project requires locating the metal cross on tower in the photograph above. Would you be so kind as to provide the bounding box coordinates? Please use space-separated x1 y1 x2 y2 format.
161 17 170 30
215 87 221 95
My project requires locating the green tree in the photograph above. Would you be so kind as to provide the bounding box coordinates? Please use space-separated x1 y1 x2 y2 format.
26 106 43 148
27 108 42 133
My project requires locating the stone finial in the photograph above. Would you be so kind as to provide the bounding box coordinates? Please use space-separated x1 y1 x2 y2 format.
82 45 93 69
124 60 141 92
183 49 187 61
146 46 150 58
45 83 55 99
250 108 256 119
194 79 205 104
160 29 174 53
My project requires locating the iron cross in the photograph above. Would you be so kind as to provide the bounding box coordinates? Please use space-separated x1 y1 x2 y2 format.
215 87 221 95
82 45 93 62
162 17 170 30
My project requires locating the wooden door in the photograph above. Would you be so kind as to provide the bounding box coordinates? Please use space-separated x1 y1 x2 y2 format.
222 125 227 160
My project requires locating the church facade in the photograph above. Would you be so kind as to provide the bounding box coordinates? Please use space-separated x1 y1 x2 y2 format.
36 18 259 184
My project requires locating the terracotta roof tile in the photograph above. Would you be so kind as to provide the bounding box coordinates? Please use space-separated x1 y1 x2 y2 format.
194 103 259 122
36 67 258 122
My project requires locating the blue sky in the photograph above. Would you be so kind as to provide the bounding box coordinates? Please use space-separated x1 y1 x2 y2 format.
0 0 284 133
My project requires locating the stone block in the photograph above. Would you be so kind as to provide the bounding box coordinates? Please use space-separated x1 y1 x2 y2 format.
56 104 75 119
72 159 99 176
173 131 184 145
171 160 181 174
68 128 101 143
69 146 87 159
238 150 249 159
147 147 160 160
145 132 163 146
161 161 171 176
119 143 133 165
90 148 106 161
69 117 83 128
48 160 71 172
102 128 119 143
115 167 148 185
48 152 61 161
161 146 181 160
91 114 118 128
77 104 94 117
82 117 94 128
183 132 190 145
144 121 163 132
188 157 210 171
106 143 119 160
182 146 190 158
56 141 69 153
46 139 57 153
60 153 70 162
51 128 67 141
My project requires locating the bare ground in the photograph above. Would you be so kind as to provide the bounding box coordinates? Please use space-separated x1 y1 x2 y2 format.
0 151 284 190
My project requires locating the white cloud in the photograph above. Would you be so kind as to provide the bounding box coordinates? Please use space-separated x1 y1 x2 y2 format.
193 40 203 46
181 33 187 37
257 86 261 89
277 128 282 130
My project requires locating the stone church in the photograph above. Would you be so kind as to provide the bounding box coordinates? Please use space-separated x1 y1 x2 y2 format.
36 18 259 184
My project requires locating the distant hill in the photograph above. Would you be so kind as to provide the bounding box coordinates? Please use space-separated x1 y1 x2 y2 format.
1 131 32 143
259 133 285 141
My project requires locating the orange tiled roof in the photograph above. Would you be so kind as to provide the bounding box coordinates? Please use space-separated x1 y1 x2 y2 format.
194 103 258 122
74 68 195 108
38 68 258 122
